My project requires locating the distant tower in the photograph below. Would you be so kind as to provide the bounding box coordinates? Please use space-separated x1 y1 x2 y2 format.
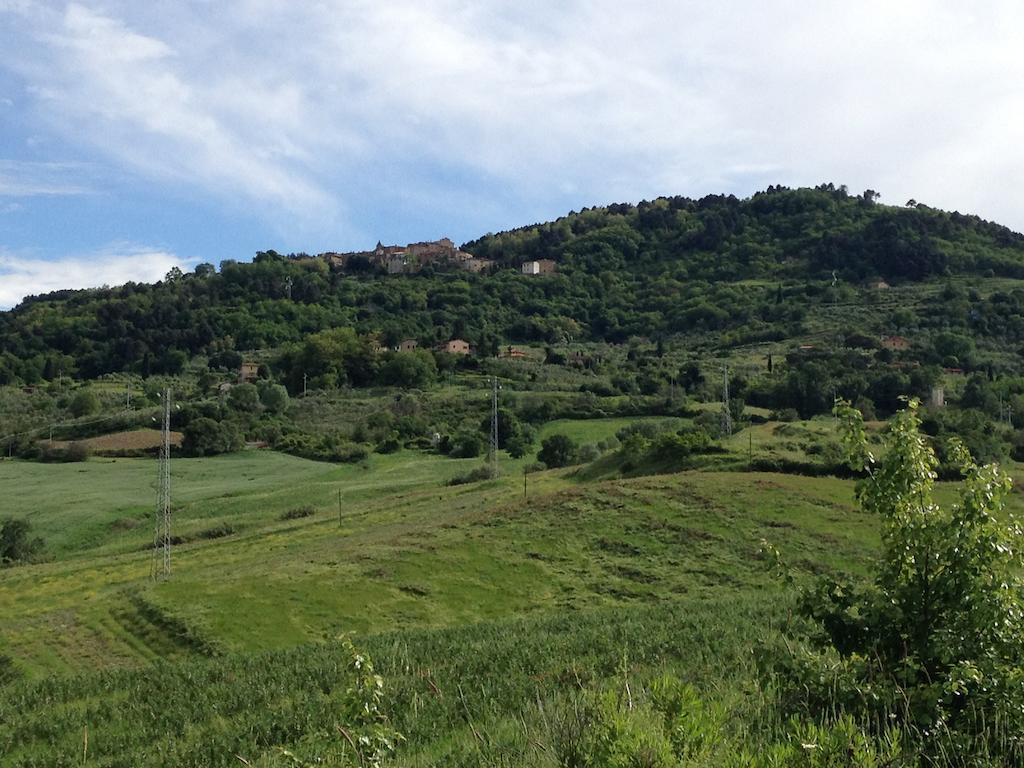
152 388 172 580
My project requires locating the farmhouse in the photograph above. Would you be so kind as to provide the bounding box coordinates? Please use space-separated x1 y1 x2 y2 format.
459 256 494 273
398 339 419 352
438 339 471 355
239 361 260 383
521 259 557 275
880 335 910 351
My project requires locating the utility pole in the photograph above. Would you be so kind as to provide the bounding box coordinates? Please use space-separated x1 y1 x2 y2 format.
152 388 172 580
303 373 308 398
338 488 343 527
490 376 500 479
126 382 132 411
720 365 732 437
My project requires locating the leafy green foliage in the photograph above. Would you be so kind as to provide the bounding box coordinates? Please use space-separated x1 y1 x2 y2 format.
227 383 260 412
537 433 578 468
68 387 99 417
771 399 1024 761
0 518 43 567
377 350 437 389
258 382 290 414
182 417 244 457
4 186 1024 386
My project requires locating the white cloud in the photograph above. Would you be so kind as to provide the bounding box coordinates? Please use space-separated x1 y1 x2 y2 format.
0 160 92 196
2 0 1023 238
0 244 193 309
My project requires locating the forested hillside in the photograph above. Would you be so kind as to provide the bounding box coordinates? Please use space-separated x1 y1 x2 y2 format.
3 183 1024 385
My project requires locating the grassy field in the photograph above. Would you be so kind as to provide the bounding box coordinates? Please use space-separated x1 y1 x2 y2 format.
0 436 884 765
5 410 1021 764
0 428 876 675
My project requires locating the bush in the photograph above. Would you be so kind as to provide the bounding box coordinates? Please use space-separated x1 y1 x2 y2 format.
182 417 243 456
65 441 92 462
0 653 17 686
770 407 800 422
449 431 483 458
195 523 235 540
281 505 315 521
275 432 368 463
447 465 495 486
649 429 711 462
578 443 601 463
537 433 578 468
378 350 437 388
69 388 100 417
374 433 402 454
0 518 44 567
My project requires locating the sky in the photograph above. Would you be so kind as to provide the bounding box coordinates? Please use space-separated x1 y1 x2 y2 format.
1 1 1023 308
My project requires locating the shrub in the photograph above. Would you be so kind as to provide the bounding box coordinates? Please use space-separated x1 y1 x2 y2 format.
281 505 315 521
275 432 368 463
374 433 401 454
538 434 578 468
195 523 235 540
182 417 243 456
449 431 483 458
447 465 495 486
0 518 44 567
578 443 601 463
378 350 437 388
69 388 99 417
65 441 92 462
0 653 17 686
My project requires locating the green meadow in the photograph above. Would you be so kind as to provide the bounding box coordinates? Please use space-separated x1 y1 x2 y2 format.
4 415 1023 765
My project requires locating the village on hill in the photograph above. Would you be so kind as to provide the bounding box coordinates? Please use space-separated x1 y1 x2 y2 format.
318 237 556 276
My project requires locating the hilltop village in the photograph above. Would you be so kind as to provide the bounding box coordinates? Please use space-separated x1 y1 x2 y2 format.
318 238 556 276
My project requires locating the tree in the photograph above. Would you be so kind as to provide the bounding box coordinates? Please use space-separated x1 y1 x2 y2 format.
259 383 290 414
537 434 578 468
772 399 1024 758
69 388 100 418
182 417 243 456
378 351 437 389
227 383 260 412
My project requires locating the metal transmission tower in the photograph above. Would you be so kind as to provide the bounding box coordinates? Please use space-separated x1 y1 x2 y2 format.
720 365 733 437
489 377 500 478
152 388 172 580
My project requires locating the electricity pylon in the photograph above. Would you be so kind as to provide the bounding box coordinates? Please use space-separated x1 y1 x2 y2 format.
152 388 172 580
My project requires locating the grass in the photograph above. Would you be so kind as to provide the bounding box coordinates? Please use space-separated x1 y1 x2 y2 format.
1 443 878 764
0 440 874 677
6 410 1024 764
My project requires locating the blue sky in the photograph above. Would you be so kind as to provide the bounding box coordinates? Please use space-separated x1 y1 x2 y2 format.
1 1 1023 308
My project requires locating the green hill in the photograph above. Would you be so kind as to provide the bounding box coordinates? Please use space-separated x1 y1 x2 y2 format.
3 184 1024 384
